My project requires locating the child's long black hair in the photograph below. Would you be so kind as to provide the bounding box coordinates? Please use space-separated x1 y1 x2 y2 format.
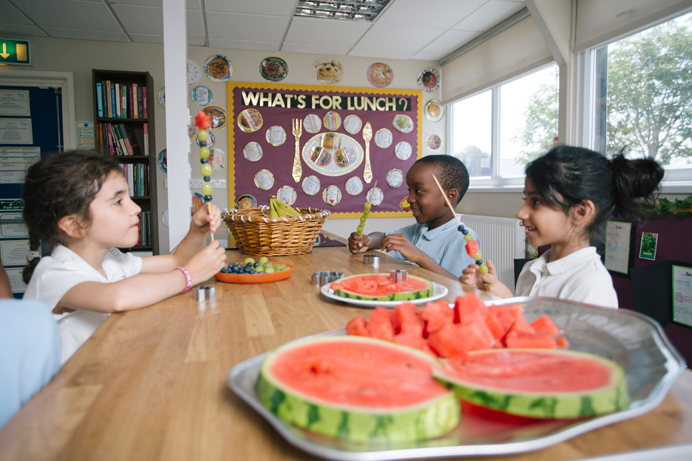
526 146 664 250
22 151 124 283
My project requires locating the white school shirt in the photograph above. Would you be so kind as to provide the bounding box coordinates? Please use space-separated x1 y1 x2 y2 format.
24 245 142 364
383 216 480 278
515 247 618 309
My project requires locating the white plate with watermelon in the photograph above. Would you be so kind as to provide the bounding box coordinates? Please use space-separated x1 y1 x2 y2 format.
228 297 686 460
320 276 449 308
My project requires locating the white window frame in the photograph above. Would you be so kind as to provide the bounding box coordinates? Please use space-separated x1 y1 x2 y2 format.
574 18 692 194
447 63 558 192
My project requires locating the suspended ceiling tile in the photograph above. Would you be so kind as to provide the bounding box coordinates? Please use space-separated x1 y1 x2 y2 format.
16 0 121 32
453 0 525 32
0 24 46 36
205 11 289 42
41 27 129 42
409 50 446 61
377 0 489 30
112 5 205 38
356 22 444 51
0 0 32 24
129 33 163 44
106 0 201 8
284 17 371 48
204 0 295 16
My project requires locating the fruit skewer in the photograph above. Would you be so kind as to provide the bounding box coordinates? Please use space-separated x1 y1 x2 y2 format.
431 174 486 273
195 111 214 241
356 180 376 236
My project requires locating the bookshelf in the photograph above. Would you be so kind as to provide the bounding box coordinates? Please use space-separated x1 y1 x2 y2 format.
92 69 159 255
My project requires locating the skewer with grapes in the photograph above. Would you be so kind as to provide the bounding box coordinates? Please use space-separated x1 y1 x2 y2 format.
430 174 487 274
194 111 214 240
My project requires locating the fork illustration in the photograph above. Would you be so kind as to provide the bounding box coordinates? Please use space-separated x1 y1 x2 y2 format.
291 118 302 183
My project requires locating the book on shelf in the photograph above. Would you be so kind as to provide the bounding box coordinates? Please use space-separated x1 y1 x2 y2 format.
143 123 149 156
105 80 112 118
132 83 139 119
96 82 103 117
142 86 148 118
137 85 143 119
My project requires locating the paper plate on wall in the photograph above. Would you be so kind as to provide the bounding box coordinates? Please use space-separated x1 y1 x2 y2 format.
313 58 343 84
205 54 233 83
367 62 393 87
259 56 288 82
424 99 444 122
417 67 440 92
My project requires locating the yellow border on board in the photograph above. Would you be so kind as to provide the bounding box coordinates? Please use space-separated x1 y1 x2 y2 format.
226 81 422 218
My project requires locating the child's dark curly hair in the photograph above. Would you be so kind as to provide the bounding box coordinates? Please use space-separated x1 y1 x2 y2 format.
415 155 470 205
526 146 663 250
22 151 124 283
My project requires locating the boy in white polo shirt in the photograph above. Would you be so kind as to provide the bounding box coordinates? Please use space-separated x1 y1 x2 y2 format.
348 155 479 279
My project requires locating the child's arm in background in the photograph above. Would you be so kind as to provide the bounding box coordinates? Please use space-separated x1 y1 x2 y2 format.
347 231 385 254
56 204 227 313
460 260 514 298
379 234 457 279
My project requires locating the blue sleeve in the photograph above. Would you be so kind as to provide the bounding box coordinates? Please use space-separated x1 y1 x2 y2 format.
0 300 61 429
437 226 481 278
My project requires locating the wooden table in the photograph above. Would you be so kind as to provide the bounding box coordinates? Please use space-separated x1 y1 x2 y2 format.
1 234 691 460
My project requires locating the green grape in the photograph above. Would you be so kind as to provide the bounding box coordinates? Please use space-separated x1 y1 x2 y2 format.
243 257 255 265
264 267 275 273
201 163 213 177
197 129 209 142
474 251 482 261
259 256 269 265
200 146 210 159
202 182 213 196
364 202 372 212
479 263 489 275
464 234 473 242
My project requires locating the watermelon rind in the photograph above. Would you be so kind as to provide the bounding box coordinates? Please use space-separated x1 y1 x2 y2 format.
434 349 630 419
256 335 460 442
331 274 434 302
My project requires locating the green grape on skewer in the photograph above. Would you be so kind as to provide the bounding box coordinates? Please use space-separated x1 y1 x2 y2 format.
356 183 376 236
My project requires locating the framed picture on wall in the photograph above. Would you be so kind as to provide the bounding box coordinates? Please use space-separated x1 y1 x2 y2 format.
605 220 634 277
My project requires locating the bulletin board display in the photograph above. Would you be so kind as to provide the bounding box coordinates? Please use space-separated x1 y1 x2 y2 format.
227 81 422 218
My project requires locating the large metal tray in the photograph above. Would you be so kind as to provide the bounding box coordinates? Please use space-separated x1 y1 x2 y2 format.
228 297 686 460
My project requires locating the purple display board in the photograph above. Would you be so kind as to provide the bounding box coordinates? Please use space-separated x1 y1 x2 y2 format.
226 82 422 217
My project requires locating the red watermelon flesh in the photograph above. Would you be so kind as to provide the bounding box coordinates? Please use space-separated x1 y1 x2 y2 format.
465 239 479 258
531 315 560 335
421 300 454 336
392 303 423 336
270 339 451 408
367 306 394 341
346 314 369 337
505 334 557 349
453 292 488 325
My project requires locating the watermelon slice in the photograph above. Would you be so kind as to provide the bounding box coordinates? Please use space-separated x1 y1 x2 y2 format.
435 349 629 419
330 274 433 302
257 335 460 442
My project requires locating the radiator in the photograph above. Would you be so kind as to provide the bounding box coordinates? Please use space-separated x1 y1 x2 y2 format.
459 214 525 292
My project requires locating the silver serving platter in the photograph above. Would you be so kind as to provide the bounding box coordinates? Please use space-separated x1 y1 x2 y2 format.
227 297 686 460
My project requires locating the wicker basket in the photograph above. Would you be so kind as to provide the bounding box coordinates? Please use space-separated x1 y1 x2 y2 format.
222 206 331 256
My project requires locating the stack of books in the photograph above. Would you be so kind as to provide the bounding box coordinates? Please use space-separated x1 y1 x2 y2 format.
121 163 149 197
98 122 146 156
96 80 148 119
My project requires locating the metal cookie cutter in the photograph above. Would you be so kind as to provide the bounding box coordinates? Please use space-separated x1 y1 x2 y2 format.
312 271 345 287
389 269 408 283
363 254 381 267
195 285 216 301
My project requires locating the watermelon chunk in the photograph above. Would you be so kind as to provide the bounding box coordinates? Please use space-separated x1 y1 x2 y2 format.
489 304 523 331
367 306 395 341
435 349 630 419
346 314 369 337
530 315 560 336
427 324 469 360
257 335 460 442
421 300 453 336
453 292 488 325
505 333 557 349
465 239 479 259
392 302 423 336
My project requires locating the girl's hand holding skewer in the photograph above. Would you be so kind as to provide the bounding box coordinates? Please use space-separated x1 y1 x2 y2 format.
460 260 513 298
191 202 221 235
184 239 227 286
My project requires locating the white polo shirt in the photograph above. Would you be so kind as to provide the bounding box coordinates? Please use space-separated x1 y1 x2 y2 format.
515 247 618 309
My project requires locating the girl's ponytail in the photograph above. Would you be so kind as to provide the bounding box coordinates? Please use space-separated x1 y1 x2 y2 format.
22 234 41 285
610 153 664 222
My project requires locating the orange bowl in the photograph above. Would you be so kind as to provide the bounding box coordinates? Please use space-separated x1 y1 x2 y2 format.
214 263 294 284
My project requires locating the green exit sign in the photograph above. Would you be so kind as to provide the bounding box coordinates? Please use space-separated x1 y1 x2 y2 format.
0 38 32 66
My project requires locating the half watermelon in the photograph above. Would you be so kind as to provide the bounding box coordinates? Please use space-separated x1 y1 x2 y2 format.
256 335 460 442
330 274 433 302
435 348 629 419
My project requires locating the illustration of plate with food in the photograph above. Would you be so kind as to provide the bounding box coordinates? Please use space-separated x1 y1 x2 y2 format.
203 106 227 129
204 54 233 83
313 58 343 84
393 114 413 133
236 194 257 210
424 99 444 122
426 131 443 152
237 108 263 133
259 56 288 82
301 132 364 177
417 67 440 92
367 62 393 87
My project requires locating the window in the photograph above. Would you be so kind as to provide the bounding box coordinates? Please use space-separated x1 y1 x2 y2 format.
449 63 559 188
590 12 692 187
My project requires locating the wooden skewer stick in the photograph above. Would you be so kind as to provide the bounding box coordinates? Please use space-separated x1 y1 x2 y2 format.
431 173 463 227
368 180 378 204
207 202 214 241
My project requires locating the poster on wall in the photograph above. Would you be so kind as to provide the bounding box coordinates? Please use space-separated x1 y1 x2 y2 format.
226 81 422 218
